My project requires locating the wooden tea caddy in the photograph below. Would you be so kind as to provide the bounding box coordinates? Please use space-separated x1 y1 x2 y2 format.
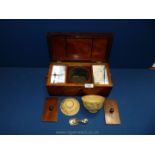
46 32 113 96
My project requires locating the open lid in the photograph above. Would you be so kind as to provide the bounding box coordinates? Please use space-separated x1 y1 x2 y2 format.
47 32 113 62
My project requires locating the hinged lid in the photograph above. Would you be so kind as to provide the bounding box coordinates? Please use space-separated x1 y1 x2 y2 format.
47 32 113 62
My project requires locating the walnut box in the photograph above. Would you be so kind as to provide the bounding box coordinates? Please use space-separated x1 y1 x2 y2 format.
46 32 113 96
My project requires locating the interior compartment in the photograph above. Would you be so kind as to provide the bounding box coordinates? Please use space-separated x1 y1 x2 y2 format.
67 66 92 84
92 65 109 84
50 65 66 84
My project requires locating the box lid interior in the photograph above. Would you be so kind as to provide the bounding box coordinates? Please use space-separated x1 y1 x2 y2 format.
47 32 113 62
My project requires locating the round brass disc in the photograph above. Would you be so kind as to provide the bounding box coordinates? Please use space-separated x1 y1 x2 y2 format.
60 98 80 116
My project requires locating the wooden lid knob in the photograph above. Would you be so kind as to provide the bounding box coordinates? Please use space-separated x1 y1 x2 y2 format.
49 105 54 111
109 108 114 113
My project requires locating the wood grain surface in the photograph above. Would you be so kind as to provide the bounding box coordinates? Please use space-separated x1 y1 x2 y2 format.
42 97 58 122
104 99 121 125
47 32 113 62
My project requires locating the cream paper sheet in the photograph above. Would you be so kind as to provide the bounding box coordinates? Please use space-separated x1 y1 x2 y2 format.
92 65 109 84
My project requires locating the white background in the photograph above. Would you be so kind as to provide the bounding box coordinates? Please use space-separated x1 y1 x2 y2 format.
0 0 155 19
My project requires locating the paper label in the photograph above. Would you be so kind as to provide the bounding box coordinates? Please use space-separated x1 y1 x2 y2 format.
84 83 94 88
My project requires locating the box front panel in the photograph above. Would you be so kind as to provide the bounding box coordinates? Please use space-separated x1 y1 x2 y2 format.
46 62 113 96
47 85 112 96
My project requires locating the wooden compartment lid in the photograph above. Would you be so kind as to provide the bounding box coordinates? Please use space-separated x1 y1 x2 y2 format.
47 32 113 62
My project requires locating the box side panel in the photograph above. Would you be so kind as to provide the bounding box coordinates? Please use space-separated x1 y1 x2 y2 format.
46 85 112 96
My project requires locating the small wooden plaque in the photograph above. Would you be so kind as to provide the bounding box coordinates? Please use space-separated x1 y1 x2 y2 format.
104 99 121 125
42 97 58 122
